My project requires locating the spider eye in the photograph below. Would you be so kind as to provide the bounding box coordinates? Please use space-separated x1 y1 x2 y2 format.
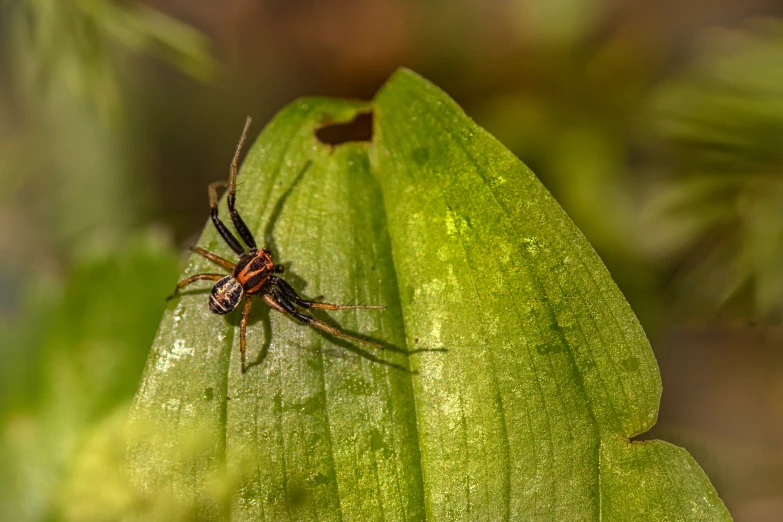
209 276 243 315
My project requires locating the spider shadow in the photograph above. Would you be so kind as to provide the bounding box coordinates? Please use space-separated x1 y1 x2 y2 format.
240 286 447 374
262 160 312 262
305 304 448 366
225 298 273 373
256 160 313 293
235 298 404 374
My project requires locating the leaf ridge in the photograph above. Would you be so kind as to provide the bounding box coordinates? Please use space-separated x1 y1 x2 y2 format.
378 109 521 518
387 110 517 518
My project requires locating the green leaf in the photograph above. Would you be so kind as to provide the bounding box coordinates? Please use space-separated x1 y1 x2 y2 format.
126 69 730 520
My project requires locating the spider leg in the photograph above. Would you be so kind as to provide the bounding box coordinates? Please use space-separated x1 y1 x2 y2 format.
190 247 236 270
240 297 252 374
263 289 385 350
225 116 258 250
270 276 385 310
166 273 224 300
208 181 245 255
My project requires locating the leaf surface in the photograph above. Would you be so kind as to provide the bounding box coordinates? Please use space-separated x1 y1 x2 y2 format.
126 69 730 521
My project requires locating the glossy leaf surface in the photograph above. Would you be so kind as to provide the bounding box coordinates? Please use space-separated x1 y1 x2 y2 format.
127 69 730 521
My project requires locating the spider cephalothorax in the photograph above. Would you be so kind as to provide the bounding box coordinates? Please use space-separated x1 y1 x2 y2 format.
167 117 385 373
231 248 278 293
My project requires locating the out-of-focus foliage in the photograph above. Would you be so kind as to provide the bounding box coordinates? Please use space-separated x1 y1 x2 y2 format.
0 0 215 254
646 19 783 321
8 0 215 119
0 231 179 522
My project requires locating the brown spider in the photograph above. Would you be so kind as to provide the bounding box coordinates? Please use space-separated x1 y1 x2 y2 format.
167 117 385 373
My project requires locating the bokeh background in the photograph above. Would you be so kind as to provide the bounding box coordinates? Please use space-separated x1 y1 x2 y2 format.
2 1 783 520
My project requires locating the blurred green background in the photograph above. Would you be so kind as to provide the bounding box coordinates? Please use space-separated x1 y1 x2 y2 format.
1 1 782 520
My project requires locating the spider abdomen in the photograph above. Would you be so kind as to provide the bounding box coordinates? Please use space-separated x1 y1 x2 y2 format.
233 249 275 294
209 276 243 315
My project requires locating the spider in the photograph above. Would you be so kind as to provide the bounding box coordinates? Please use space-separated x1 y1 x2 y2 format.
167 116 385 373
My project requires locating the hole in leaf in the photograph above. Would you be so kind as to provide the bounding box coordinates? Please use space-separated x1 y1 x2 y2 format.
316 112 373 144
